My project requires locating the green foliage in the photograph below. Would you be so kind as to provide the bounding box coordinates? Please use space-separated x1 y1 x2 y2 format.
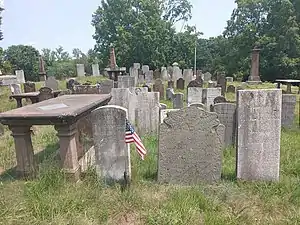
4 45 40 81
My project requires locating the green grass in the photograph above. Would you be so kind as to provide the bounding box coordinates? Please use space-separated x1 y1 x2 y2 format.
0 80 300 224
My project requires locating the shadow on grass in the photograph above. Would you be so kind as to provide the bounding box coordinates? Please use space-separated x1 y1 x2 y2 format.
0 143 59 182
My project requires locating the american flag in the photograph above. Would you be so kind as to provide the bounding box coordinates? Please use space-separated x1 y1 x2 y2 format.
125 119 147 160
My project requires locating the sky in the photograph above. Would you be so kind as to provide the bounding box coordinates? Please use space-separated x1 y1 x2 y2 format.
1 0 236 54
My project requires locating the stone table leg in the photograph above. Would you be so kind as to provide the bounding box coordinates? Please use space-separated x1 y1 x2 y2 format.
9 125 36 178
16 98 23 108
287 83 292 94
55 123 80 181
277 82 281 89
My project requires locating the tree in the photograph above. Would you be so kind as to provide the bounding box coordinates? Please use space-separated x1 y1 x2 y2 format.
5 45 40 81
0 7 3 41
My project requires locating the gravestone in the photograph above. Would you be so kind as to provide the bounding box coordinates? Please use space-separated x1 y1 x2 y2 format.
15 70 25 83
183 69 193 84
45 77 59 90
10 84 22 94
172 65 182 82
133 63 141 69
188 79 203 88
130 67 139 85
213 103 236 146
142 65 150 74
145 70 153 84
217 73 227 96
189 103 207 111
213 96 227 104
236 89 281 181
158 107 225 185
91 105 131 184
76 64 85 77
153 79 164 100
153 69 161 80
39 87 53 101
208 81 217 88
202 88 222 108
227 85 236 93
66 78 80 91
226 77 234 83
166 88 174 100
143 84 151 92
281 94 297 128
203 72 212 82
187 87 203 106
161 67 169 81
24 82 36 93
173 93 184 109
118 76 135 88
73 85 100 94
92 64 100 76
176 78 185 90
167 80 174 88
98 80 114 94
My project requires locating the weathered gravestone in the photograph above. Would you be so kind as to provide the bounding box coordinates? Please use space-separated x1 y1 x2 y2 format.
213 96 227 104
133 63 141 69
161 67 169 81
173 93 184 109
203 72 212 82
176 78 185 90
129 67 139 85
24 82 36 93
142 84 151 92
92 64 100 76
142 65 150 74
217 73 227 96
158 107 225 185
160 109 180 123
166 88 174 100
91 105 131 184
236 89 282 181
202 88 222 108
66 78 80 91
10 84 22 94
227 85 236 93
153 79 164 100
76 64 85 77
189 103 207 111
15 70 25 83
172 65 182 81
98 80 114 94
281 94 297 128
118 76 135 88
188 79 203 88
73 85 100 94
187 87 203 106
213 103 236 147
226 77 234 83
183 69 193 84
45 77 59 90
38 87 53 101
145 70 154 84
153 69 161 80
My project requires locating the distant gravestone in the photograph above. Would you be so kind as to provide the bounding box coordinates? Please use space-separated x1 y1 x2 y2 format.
153 69 161 80
45 77 59 90
187 87 203 106
130 67 139 85
166 88 174 100
226 77 234 83
142 65 150 74
213 103 236 146
145 70 153 84
237 89 282 181
203 72 212 82
24 82 36 93
66 78 80 91
187 79 203 88
118 76 135 88
10 84 22 94
161 67 169 81
183 69 193 84
15 70 25 83
98 80 114 94
173 93 184 109
38 87 53 101
76 64 85 77
73 85 100 94
217 73 227 96
133 63 141 69
91 105 131 184
202 88 222 108
158 107 225 185
92 64 100 76
142 84 151 92
167 80 174 88
281 94 297 128
176 78 185 90
153 79 165 100
172 66 182 81
213 96 227 105
227 85 236 93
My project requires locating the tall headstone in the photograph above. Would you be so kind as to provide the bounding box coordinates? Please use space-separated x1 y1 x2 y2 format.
183 69 193 84
236 89 282 181
172 65 182 82
91 105 131 184
76 64 85 77
161 67 169 81
203 72 212 82
187 87 203 106
202 88 222 108
166 88 174 100
15 70 25 84
173 93 184 109
45 76 59 90
133 63 141 69
38 55 47 81
213 103 236 146
217 73 227 96
130 67 139 85
158 107 225 185
176 78 185 90
92 64 100 76
167 80 174 89
142 65 150 74
153 79 165 100
247 46 262 84
145 70 153 84
153 69 161 80
118 76 135 88
281 94 297 128
24 82 36 93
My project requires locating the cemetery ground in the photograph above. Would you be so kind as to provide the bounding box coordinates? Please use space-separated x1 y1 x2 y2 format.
0 79 300 225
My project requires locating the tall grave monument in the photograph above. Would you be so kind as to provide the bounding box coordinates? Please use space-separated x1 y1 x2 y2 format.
104 47 126 81
38 55 47 81
247 46 262 84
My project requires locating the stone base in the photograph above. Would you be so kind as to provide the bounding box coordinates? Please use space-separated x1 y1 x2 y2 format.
246 81 262 85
